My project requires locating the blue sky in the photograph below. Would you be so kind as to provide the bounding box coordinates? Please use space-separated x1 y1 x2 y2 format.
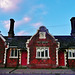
0 0 75 36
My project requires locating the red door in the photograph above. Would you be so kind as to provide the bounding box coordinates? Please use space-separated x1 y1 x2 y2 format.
58 51 65 66
21 51 27 66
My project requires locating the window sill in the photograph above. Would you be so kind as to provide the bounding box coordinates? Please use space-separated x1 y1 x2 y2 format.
39 37 46 39
9 56 18 58
68 57 75 59
36 57 50 59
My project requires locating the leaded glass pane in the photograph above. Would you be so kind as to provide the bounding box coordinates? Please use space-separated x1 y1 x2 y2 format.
15 49 17 56
45 50 48 57
73 53 75 57
37 52 40 57
11 49 14 56
41 51 44 57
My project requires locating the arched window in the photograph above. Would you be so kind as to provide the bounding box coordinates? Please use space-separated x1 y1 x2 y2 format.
36 47 50 59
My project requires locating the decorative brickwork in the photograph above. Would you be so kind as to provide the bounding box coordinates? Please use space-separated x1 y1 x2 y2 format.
27 26 58 68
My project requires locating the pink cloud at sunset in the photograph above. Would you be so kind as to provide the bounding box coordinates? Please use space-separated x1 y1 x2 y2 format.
32 22 43 28
3 17 31 30
0 0 21 12
23 17 31 22
17 31 29 36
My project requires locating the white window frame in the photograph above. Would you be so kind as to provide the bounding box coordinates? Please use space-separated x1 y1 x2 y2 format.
39 32 46 39
68 49 75 59
36 47 50 59
9 48 18 58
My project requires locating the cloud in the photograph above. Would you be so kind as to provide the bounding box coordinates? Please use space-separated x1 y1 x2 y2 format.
24 17 31 22
15 17 31 27
32 4 44 9
32 22 42 28
0 0 21 12
25 4 47 16
3 17 31 30
3 20 10 30
17 31 29 36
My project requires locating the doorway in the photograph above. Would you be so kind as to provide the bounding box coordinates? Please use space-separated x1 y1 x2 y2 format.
21 51 27 66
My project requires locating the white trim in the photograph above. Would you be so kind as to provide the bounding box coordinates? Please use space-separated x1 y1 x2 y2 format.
56 48 58 65
64 52 67 66
67 49 75 58
36 47 50 59
3 44 9 64
10 48 18 58
4 48 7 64
19 51 21 64
56 41 60 66
48 48 49 57
68 57 75 59
36 57 50 59
39 32 46 39
0 34 6 42
27 47 29 64
58 42 60 49
9 56 18 58
67 49 75 59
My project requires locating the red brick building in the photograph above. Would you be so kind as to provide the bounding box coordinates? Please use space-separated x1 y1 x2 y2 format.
0 17 75 68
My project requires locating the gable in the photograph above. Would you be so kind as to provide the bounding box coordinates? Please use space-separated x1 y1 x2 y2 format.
26 26 58 48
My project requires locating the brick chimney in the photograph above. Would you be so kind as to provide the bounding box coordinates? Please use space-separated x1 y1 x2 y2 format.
70 17 75 36
8 19 15 38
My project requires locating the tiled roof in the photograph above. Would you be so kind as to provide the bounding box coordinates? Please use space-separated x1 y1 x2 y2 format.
4 36 31 49
55 36 75 49
4 36 75 49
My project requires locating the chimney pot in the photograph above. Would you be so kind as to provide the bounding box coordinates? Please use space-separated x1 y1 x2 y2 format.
70 17 75 36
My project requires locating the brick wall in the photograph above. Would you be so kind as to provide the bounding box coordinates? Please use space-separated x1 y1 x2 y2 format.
0 38 5 67
28 32 58 68
68 59 75 68
6 49 18 67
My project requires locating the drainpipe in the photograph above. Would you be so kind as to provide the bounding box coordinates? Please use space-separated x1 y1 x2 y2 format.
66 49 69 67
16 49 20 68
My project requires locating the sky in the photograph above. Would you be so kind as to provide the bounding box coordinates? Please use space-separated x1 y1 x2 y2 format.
0 0 75 36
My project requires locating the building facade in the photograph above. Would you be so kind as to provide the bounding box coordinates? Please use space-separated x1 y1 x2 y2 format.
0 17 75 68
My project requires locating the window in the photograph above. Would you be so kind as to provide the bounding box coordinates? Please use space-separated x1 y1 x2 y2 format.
39 32 46 39
36 47 50 59
68 50 75 59
10 48 18 58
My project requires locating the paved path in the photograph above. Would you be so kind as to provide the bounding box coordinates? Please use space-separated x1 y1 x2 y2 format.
0 69 13 74
0 74 74 75
0 69 75 74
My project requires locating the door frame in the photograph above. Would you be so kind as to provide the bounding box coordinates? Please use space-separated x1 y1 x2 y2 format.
21 51 27 66
58 51 66 67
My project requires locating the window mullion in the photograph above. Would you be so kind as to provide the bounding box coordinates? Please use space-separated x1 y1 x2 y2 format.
40 51 41 58
44 48 45 58
40 47 41 58
68 50 69 57
14 49 15 57
17 49 18 57
72 51 73 57
48 50 49 57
